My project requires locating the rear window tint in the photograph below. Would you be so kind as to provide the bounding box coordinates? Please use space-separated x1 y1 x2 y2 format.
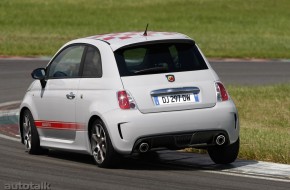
114 42 208 76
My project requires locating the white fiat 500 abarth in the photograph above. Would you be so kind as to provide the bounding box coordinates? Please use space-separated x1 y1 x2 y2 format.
19 31 239 168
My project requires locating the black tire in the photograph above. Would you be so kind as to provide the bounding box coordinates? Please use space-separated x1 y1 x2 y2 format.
208 138 240 164
90 119 121 168
22 110 46 154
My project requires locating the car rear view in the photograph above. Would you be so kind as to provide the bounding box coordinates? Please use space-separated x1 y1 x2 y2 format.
110 37 239 165
19 31 239 168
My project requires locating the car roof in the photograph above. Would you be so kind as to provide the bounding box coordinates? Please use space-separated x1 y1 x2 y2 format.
84 31 193 51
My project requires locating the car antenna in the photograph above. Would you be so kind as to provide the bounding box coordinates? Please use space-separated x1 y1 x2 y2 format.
143 24 149 36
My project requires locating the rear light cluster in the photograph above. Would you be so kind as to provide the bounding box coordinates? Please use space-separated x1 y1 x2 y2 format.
117 90 137 110
215 82 229 102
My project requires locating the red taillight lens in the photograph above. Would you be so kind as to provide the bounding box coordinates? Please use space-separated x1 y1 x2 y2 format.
118 91 130 109
216 82 229 101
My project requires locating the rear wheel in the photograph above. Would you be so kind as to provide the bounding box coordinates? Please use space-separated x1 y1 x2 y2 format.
90 119 120 168
208 138 239 164
22 110 45 154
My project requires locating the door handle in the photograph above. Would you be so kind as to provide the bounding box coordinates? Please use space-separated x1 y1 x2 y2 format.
66 92 75 100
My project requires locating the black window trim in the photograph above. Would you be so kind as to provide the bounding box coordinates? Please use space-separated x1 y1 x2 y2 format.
45 43 103 80
79 45 103 79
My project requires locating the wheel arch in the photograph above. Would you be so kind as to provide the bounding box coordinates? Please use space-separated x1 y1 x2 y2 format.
87 115 103 141
19 106 38 144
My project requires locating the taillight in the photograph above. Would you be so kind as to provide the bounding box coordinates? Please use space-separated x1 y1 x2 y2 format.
117 90 136 110
215 82 229 102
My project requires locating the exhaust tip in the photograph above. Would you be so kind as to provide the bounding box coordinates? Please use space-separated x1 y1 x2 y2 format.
215 134 226 146
139 143 149 153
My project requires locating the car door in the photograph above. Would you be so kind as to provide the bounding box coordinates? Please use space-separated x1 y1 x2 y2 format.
34 44 85 141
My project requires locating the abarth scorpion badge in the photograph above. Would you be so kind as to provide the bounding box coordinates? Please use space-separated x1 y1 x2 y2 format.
166 75 175 82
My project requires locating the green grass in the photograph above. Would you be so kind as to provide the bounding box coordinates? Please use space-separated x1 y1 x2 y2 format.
0 0 290 58
228 85 290 164
188 85 290 164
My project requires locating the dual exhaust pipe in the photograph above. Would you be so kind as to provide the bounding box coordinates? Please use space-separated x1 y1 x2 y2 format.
137 134 226 152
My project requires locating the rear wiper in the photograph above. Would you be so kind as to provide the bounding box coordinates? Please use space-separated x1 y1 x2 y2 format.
133 67 168 74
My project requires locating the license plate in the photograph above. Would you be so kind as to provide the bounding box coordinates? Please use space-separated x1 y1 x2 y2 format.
153 93 199 106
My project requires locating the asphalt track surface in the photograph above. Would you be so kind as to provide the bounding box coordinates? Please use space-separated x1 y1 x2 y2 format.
0 58 290 189
0 138 289 190
0 58 290 103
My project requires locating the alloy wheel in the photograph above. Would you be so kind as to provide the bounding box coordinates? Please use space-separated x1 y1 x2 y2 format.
23 115 32 150
91 123 107 164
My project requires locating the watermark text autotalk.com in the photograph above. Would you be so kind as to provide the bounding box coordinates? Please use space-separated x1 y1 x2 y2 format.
4 182 51 190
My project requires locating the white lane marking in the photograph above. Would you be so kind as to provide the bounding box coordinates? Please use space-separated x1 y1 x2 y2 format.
0 133 19 142
0 100 21 107
203 169 290 183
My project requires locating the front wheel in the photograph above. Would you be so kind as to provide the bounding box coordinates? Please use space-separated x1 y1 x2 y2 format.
90 119 120 168
22 110 46 154
208 138 240 164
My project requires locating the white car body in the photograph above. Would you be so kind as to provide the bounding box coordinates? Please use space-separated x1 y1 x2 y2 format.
19 31 239 167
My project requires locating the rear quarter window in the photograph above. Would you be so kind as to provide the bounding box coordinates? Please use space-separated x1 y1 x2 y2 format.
114 42 208 76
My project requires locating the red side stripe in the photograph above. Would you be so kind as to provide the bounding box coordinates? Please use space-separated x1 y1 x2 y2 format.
34 120 85 131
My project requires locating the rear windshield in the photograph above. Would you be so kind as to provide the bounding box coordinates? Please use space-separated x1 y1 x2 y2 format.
114 42 208 76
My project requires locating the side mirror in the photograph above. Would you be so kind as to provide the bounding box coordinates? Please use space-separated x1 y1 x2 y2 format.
31 68 47 88
31 68 45 79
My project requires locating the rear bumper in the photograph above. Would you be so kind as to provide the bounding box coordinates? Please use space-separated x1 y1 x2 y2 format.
132 130 229 152
102 100 239 154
